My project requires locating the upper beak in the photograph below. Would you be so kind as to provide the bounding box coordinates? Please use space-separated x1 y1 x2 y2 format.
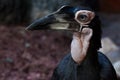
26 10 79 31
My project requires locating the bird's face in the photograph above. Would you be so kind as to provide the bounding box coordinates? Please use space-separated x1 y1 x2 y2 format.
26 5 95 32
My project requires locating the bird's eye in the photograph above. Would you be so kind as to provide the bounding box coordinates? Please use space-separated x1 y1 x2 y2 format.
78 14 89 22
75 10 95 25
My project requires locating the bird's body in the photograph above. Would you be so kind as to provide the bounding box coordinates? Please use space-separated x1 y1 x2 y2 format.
51 52 117 80
26 5 118 80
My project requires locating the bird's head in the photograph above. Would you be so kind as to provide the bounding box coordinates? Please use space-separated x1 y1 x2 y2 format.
26 5 101 50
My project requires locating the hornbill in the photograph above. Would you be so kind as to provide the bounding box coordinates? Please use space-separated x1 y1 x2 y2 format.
26 5 117 80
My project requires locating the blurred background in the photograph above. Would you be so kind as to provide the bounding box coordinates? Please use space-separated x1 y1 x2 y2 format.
0 0 120 80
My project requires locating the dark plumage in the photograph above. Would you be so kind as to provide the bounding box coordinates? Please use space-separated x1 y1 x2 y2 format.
51 52 117 80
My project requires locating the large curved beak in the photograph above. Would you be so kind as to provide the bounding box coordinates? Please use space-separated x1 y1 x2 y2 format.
26 6 79 31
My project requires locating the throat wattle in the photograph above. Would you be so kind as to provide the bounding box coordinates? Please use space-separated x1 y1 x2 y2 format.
71 28 93 64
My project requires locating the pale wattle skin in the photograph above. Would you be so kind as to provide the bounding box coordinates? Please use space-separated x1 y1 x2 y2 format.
71 28 93 64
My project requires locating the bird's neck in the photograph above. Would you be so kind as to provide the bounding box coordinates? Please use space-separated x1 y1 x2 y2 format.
71 28 98 64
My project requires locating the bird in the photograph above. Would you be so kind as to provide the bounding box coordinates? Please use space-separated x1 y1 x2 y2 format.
26 5 118 80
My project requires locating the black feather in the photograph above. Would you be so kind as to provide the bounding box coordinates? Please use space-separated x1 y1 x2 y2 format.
51 52 117 80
